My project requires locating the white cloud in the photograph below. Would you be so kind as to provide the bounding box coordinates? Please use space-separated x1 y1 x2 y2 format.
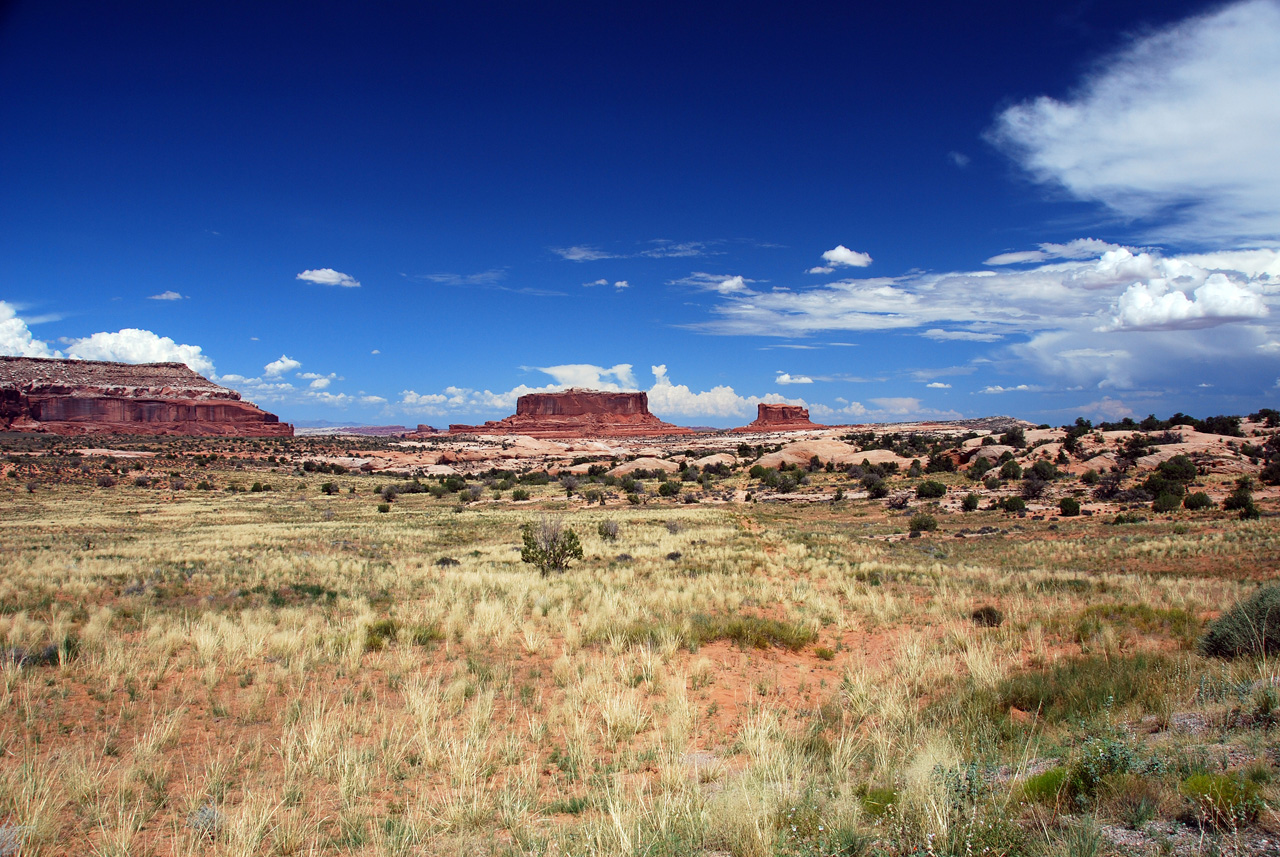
147 290 185 301
0 301 57 358
1103 274 1268 331
926 382 951 389
985 238 1119 267
990 0 1280 243
371 349 381 355
584 279 610 287
309 378 330 389
297 268 361 288
65 329 214 375
613 280 629 290
807 266 836 275
552 245 615 261
671 272 758 295
263 355 302 376
647 364 797 417
979 384 1042 394
1080 397 1135 422
821 245 873 268
535 363 638 390
921 328 1004 342
641 241 710 258
948 151 971 168
775 372 813 385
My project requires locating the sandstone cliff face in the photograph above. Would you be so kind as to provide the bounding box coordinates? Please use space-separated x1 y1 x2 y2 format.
733 403 821 433
449 388 690 438
0 357 292 437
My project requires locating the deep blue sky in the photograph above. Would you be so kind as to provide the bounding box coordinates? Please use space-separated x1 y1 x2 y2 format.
3 1 1278 426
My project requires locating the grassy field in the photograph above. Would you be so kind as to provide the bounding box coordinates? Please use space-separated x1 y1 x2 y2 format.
0 439 1278 856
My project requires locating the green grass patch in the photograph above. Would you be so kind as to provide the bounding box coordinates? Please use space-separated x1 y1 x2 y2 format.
990 652 1174 723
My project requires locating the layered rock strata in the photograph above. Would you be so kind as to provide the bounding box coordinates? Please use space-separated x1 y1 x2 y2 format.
733 403 822 433
0 356 292 436
449 389 690 438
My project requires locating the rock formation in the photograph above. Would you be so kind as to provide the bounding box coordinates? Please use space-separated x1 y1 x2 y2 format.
448 389 691 438
733 403 821 433
0 356 292 436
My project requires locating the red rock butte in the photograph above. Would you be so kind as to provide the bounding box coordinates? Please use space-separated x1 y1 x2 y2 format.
0 356 293 437
449 389 691 438
733 403 822 433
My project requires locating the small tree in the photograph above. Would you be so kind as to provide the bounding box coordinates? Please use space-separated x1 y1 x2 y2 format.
521 516 583 577
1059 497 1081 517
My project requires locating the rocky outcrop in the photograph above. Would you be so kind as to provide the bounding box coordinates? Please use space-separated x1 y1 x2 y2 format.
0 356 292 436
733 403 821 433
448 389 691 438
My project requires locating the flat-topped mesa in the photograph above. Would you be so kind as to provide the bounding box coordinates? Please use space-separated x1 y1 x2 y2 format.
732 403 822 433
449 388 691 438
0 356 293 436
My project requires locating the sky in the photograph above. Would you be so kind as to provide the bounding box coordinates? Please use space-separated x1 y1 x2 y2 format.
2 1 1279 428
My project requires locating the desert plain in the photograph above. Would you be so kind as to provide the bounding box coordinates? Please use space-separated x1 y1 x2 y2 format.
1 416 1279 857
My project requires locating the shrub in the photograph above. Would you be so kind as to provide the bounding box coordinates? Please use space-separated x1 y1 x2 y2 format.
915 480 946 499
1081 469 1099 485
1152 492 1181 513
520 516 583 577
657 481 680 497
377 503 390 513
972 605 1003 627
1029 459 1058 481
1000 496 1026 513
320 482 339 495
962 492 980 512
1222 477 1260 519
1199 584 1280 658
999 460 1022 480
1157 454 1197 483
907 512 937 533
1001 426 1026 448
97 475 116 488
511 488 530 501
597 519 619 541
864 478 888 499
1183 491 1212 510
1059 497 1081 517
1020 478 1047 500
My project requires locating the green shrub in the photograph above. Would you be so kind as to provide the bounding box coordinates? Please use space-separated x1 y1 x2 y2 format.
999 460 1023 480
1199 584 1280 658
1222 476 1259 519
1183 492 1213 510
1059 497 1081 517
1180 773 1261 829
962 492 980 512
814 646 835 661
520 516 584 577
859 786 897 817
915 480 946 499
907 512 937 533
511 488 530 501
596 519 619 540
1000 496 1025 513
376 503 390 513
1152 492 1182 513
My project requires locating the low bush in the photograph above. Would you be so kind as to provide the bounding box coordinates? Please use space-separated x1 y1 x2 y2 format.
907 512 937 533
1152 492 1182 513
511 488 530 501
915 480 946 499
1199 584 1280 658
962 492 980 512
597 519 619 540
972 605 1003 627
1059 497 1080 517
520 516 584 577
1000 496 1026 513
1183 491 1213 510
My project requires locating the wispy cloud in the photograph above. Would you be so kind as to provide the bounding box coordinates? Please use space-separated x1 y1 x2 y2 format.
422 269 566 297
147 290 185 301
989 0 1280 244
552 245 617 262
297 268 361 287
